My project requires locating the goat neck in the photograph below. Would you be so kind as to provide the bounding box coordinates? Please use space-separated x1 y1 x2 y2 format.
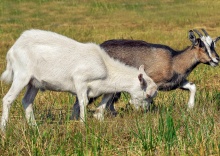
172 46 199 76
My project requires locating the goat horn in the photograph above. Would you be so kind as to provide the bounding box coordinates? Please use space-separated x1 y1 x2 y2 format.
201 28 209 37
214 37 220 43
193 29 203 38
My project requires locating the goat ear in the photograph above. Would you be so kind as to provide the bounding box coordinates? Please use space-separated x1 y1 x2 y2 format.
139 65 145 72
138 65 147 87
188 30 198 45
214 36 220 43
138 74 145 86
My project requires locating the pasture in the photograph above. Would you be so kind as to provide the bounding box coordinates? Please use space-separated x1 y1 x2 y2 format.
0 0 220 155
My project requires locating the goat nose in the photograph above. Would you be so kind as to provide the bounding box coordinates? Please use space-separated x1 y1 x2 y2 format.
216 57 220 61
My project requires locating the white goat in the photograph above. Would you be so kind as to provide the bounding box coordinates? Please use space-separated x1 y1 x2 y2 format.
0 29 157 131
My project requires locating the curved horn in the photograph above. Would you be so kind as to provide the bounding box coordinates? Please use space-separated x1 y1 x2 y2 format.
193 29 203 38
201 28 209 36
214 37 220 43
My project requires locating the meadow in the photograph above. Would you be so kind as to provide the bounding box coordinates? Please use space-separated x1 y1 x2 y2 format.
0 0 220 155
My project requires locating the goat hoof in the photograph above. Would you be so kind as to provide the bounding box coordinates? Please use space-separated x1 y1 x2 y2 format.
111 111 118 117
0 126 6 133
93 113 104 121
187 105 194 111
70 115 79 120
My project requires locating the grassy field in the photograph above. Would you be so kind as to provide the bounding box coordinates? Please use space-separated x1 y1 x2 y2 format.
0 0 220 155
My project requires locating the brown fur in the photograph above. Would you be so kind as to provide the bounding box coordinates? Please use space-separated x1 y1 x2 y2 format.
100 39 218 90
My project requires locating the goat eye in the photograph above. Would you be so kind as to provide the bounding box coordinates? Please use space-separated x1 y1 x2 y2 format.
199 42 205 48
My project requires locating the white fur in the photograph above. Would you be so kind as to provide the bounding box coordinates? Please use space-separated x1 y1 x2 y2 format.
181 81 196 109
0 29 157 131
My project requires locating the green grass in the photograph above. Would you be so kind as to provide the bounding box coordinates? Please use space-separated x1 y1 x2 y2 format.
0 0 220 155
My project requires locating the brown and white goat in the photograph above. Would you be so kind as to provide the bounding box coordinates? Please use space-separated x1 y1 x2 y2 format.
72 29 220 120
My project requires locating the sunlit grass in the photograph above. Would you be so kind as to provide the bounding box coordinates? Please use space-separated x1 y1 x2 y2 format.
0 0 220 155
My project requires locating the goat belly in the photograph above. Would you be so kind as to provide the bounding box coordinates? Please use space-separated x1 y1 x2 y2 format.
30 78 69 92
158 73 186 91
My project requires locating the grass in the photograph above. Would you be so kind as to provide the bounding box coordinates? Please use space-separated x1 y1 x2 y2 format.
0 0 220 155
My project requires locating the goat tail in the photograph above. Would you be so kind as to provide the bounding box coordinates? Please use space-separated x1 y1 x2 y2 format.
1 51 13 84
